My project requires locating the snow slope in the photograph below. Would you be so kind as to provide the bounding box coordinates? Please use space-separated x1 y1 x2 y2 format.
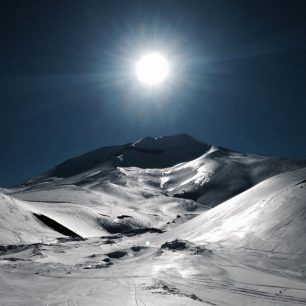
25 134 211 182
1 134 306 305
20 134 306 210
160 167 306 255
1 166 306 305
0 193 62 245
1 134 305 246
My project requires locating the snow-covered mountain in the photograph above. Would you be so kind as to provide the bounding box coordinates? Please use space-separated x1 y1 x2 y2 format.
1 134 306 305
3 133 303 243
25 134 211 182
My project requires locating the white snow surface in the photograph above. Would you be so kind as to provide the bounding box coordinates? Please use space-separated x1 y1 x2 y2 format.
1 134 306 305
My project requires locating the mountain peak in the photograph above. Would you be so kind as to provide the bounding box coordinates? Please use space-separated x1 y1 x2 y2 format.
132 133 205 150
26 134 211 181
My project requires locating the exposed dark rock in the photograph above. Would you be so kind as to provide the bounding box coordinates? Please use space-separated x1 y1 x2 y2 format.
106 250 127 259
101 234 123 240
2 257 25 262
146 280 206 303
124 228 164 236
56 237 85 243
131 246 148 252
104 239 116 245
161 240 189 251
0 243 42 255
160 239 213 255
116 215 132 219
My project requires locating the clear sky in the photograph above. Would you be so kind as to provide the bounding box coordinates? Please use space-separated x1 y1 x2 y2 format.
1 0 306 187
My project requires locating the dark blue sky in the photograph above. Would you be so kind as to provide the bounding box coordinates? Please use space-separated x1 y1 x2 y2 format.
1 0 306 187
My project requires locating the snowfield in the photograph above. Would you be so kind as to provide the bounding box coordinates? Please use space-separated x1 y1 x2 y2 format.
1 134 306 305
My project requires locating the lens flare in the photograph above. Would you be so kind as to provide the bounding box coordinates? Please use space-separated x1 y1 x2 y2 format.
136 53 169 86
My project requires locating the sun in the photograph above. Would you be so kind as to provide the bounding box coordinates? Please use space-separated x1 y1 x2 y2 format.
136 52 169 86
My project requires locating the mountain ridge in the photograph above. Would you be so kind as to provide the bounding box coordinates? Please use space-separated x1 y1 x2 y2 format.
24 133 211 184
1 133 303 246
24 133 306 187
1 134 306 305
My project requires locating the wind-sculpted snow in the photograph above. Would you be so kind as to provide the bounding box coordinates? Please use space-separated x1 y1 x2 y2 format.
160 167 306 255
1 134 306 305
3 134 306 246
160 146 306 207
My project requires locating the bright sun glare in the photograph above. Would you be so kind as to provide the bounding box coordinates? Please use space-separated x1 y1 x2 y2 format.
136 52 169 86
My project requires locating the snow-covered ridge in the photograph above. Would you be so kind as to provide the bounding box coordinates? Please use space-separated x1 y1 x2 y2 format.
1 134 306 305
160 167 306 254
1 133 304 247
25 133 210 182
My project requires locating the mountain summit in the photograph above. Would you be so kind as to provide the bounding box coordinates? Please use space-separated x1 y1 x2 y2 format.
27 133 211 181
1 134 306 305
